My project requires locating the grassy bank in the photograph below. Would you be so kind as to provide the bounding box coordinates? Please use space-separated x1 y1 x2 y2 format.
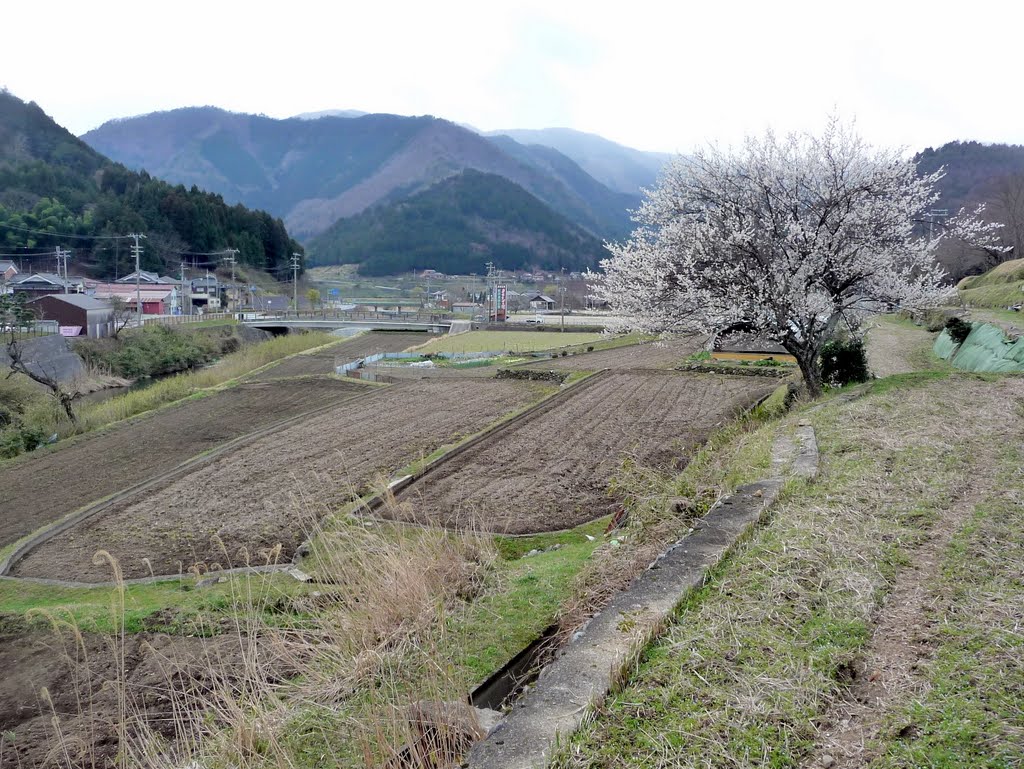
554 371 1024 768
0 331 339 460
958 257 1024 308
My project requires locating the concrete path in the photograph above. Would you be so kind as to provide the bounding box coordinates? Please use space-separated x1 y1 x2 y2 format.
467 425 818 769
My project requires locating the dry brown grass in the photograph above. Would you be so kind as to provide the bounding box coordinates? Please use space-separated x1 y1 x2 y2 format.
10 477 497 769
556 375 1024 768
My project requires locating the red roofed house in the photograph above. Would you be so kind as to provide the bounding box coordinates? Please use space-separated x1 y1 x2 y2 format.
92 283 178 315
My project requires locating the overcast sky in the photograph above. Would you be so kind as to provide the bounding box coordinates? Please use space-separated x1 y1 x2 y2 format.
2 0 1019 154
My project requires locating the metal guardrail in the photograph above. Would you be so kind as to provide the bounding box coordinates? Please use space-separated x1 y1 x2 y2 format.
142 312 233 326
257 310 452 323
4 320 58 337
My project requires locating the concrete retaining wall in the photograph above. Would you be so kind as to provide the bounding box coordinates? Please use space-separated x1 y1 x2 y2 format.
0 334 86 384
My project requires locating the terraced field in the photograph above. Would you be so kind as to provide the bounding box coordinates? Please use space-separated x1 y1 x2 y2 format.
13 378 548 582
247 331 433 380
391 370 773 534
0 377 369 549
521 336 701 371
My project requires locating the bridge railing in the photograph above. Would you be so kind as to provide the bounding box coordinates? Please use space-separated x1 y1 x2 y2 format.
254 309 453 323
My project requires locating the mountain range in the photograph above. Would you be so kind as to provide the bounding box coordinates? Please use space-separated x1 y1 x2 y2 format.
81 109 664 255
8 90 1023 282
307 168 609 275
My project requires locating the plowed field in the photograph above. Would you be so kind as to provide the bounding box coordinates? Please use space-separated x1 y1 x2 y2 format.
521 336 701 371
0 377 369 549
391 371 774 534
248 331 432 380
14 379 546 582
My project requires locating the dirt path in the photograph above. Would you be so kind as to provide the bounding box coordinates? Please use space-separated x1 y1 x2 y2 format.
13 379 546 581
804 492 977 767
864 320 936 377
0 377 369 549
392 371 773 534
803 396 1012 768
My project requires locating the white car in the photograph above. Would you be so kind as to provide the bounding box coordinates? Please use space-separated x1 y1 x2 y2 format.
525 315 544 324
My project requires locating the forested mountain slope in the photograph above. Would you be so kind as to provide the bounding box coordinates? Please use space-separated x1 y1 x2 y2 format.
0 91 302 278
307 169 608 276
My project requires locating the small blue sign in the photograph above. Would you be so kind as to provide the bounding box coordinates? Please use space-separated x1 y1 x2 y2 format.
330 288 340 296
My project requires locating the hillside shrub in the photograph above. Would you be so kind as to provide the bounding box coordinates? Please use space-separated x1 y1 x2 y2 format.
0 377 51 459
821 338 870 387
945 316 973 345
76 326 223 379
919 309 948 332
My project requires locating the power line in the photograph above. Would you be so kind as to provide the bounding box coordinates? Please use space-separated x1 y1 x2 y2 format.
0 245 68 253
0 222 132 241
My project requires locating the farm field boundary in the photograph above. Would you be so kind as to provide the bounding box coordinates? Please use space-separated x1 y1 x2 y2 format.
0 383 382 584
12 378 550 583
388 370 776 535
354 370 611 519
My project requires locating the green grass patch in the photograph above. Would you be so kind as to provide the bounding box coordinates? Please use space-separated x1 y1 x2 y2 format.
956 258 1024 307
872 446 1024 768
959 282 1024 308
557 374 1009 768
452 531 604 686
868 369 951 395
494 517 610 560
0 572 300 634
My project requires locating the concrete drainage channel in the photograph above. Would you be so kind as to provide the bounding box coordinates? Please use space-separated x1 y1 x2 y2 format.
464 424 819 769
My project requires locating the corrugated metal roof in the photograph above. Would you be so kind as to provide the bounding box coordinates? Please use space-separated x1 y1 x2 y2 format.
29 294 111 310
94 287 173 301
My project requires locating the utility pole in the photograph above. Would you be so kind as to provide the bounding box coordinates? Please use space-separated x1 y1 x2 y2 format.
179 260 190 316
485 261 495 324
559 267 566 332
927 209 949 241
290 252 302 316
55 246 70 293
222 248 238 310
129 233 146 317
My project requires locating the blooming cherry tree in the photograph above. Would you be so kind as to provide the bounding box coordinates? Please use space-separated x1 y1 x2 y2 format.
593 120 1002 396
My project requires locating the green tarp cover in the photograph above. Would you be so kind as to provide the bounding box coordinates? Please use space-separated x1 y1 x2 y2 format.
934 323 1024 372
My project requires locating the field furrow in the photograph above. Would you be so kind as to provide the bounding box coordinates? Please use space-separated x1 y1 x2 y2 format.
0 377 369 549
391 371 773 534
13 379 546 581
